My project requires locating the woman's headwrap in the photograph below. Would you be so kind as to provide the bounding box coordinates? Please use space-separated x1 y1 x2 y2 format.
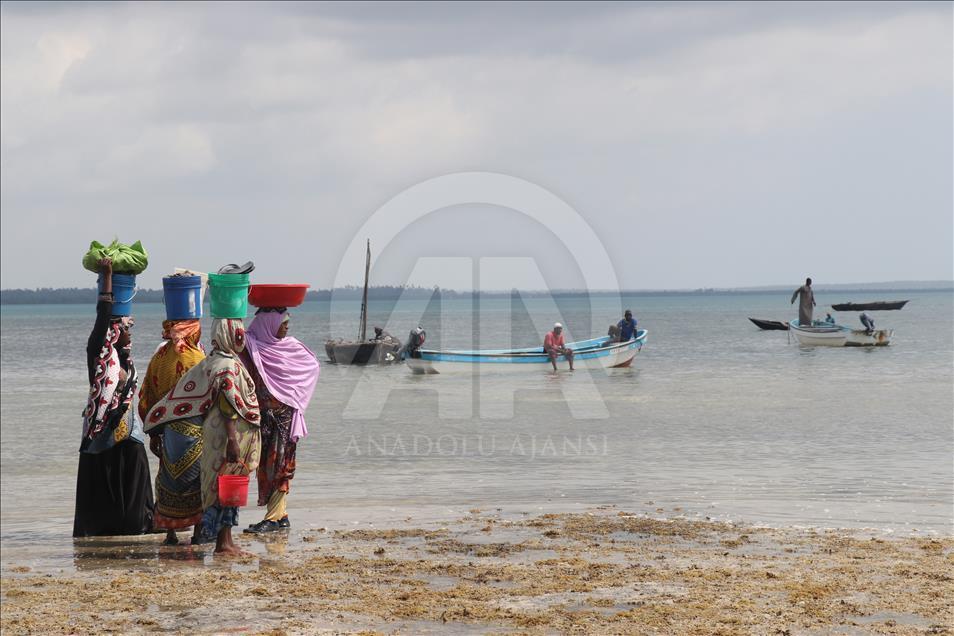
210 318 247 355
245 311 320 442
161 319 203 354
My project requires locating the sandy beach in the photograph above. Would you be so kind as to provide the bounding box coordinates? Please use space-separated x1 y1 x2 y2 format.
2 508 951 635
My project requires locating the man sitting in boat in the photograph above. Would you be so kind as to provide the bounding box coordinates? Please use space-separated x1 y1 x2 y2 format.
606 323 621 343
372 326 393 342
824 313 836 325
617 309 638 341
544 323 574 371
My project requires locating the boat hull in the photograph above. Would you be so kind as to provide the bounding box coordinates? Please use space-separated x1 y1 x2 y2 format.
843 329 894 346
788 321 892 347
407 331 647 374
749 317 789 331
831 300 908 311
325 341 400 364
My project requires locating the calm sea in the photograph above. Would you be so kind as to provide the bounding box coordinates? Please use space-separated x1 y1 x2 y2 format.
2 290 952 570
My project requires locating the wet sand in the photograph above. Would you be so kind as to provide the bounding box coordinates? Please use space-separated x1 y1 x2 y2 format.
1 508 951 635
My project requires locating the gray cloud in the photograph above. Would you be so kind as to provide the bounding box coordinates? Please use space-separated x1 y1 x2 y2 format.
1 1 951 289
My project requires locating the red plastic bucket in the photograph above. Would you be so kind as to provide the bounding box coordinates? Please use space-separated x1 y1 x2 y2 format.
217 461 250 507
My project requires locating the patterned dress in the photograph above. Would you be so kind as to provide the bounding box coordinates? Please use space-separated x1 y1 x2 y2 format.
138 320 205 529
144 319 261 536
243 355 297 507
73 296 153 537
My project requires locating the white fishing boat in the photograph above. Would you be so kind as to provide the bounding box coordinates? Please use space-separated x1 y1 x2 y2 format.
406 331 648 374
788 320 893 347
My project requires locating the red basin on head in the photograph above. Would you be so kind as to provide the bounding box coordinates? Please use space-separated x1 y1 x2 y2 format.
248 284 310 308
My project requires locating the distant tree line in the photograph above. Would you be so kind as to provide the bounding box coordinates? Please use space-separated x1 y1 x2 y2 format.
0 285 612 304
0 287 165 304
1 285 450 304
0 285 595 304
2 282 948 305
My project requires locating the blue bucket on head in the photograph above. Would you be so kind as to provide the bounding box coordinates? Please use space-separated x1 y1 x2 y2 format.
98 273 137 317
163 275 203 320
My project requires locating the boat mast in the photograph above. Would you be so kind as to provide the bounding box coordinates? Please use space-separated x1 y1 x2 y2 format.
359 239 370 341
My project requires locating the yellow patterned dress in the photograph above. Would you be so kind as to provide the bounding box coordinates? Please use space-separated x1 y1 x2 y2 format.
138 320 206 529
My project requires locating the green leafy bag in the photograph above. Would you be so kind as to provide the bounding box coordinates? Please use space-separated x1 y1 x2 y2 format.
82 239 149 275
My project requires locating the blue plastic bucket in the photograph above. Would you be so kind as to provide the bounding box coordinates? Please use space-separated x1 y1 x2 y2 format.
163 275 203 320
98 273 137 317
207 272 250 319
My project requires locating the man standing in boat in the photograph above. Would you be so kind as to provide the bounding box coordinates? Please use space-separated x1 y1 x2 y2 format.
544 323 574 372
791 277 816 326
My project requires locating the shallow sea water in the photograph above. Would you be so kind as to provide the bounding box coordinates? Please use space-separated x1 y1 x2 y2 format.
1 290 952 572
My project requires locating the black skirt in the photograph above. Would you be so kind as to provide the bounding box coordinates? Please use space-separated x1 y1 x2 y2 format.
73 440 155 537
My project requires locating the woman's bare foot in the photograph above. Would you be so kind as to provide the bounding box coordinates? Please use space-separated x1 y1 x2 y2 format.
213 527 252 556
162 530 179 546
213 543 251 557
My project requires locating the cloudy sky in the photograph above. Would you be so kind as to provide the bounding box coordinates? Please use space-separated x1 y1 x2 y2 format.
1 1 951 290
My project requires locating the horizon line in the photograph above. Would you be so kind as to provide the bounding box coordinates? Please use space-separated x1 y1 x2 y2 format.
1 279 952 295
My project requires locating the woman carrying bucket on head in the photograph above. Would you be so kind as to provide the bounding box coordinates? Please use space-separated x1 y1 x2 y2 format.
138 274 206 545
241 307 320 534
74 257 155 537
145 318 261 555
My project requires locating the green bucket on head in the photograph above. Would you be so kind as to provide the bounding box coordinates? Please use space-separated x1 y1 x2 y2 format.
208 272 250 319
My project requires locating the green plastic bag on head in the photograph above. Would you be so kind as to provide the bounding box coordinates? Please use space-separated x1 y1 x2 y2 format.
82 239 149 275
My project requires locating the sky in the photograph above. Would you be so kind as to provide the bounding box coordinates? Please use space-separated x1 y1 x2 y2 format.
1 1 951 291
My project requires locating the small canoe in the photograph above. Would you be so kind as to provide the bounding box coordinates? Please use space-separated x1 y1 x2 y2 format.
749 317 789 331
788 320 892 347
406 331 648 375
830 300 908 311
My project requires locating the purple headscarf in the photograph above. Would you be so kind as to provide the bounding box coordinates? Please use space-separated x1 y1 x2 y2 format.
245 311 320 442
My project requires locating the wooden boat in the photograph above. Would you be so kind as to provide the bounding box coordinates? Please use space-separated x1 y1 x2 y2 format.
748 317 789 331
788 320 892 347
406 331 648 374
830 300 908 311
325 340 399 364
324 240 400 365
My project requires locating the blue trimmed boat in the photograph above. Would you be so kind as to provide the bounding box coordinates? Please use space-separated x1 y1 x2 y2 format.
406 330 648 374
788 320 893 347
